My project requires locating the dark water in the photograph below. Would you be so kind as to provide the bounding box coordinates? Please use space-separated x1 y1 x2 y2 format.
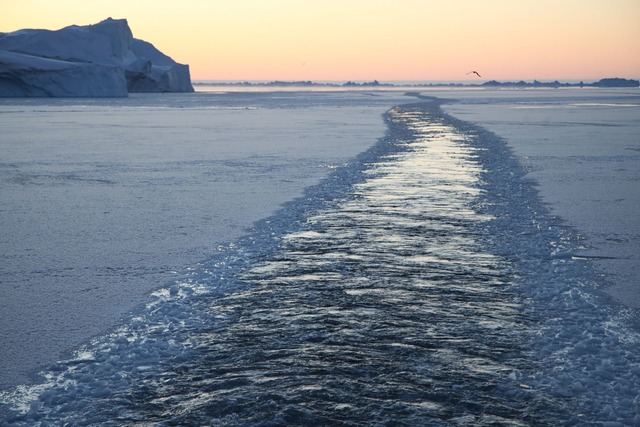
2 100 639 426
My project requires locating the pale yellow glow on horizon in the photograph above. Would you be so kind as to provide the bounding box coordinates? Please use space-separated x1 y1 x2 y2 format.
2 0 639 81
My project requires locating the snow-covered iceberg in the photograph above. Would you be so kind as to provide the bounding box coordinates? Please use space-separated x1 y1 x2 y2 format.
0 18 194 97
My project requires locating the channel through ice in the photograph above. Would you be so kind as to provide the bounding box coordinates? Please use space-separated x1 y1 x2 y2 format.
0 88 639 425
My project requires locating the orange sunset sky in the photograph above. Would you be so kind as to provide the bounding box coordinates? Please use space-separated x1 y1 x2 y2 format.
2 0 639 82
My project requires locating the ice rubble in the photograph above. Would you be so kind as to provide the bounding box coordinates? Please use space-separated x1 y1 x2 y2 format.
0 18 193 97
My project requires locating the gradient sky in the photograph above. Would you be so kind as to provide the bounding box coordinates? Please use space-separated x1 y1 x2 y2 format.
2 0 639 81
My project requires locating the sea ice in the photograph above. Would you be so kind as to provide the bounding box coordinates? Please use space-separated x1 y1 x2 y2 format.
439 88 640 309
0 90 407 390
1 87 639 426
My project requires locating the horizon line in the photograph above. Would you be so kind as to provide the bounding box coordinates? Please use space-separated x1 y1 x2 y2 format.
191 77 639 86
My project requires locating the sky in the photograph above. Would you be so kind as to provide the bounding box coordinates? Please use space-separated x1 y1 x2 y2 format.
2 0 639 82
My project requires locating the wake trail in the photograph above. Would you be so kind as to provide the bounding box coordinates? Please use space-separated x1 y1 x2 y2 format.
2 98 639 426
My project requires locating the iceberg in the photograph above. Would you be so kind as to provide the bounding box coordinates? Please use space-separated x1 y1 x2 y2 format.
0 18 194 97
0 50 128 97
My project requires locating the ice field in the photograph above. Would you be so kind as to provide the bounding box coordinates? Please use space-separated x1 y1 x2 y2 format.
1 87 639 425
0 90 408 389
440 89 640 310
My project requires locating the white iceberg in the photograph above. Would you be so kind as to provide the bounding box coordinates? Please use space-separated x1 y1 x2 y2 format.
0 18 193 97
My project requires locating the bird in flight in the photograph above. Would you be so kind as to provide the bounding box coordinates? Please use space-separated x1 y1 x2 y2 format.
466 71 482 77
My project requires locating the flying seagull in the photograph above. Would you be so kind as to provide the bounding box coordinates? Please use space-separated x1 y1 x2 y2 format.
466 71 482 78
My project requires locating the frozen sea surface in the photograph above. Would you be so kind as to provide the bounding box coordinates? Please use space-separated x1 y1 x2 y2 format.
0 91 408 389
1 89 639 425
439 88 640 309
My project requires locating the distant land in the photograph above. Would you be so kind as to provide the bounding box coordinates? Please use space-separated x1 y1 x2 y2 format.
481 77 639 88
195 78 639 89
